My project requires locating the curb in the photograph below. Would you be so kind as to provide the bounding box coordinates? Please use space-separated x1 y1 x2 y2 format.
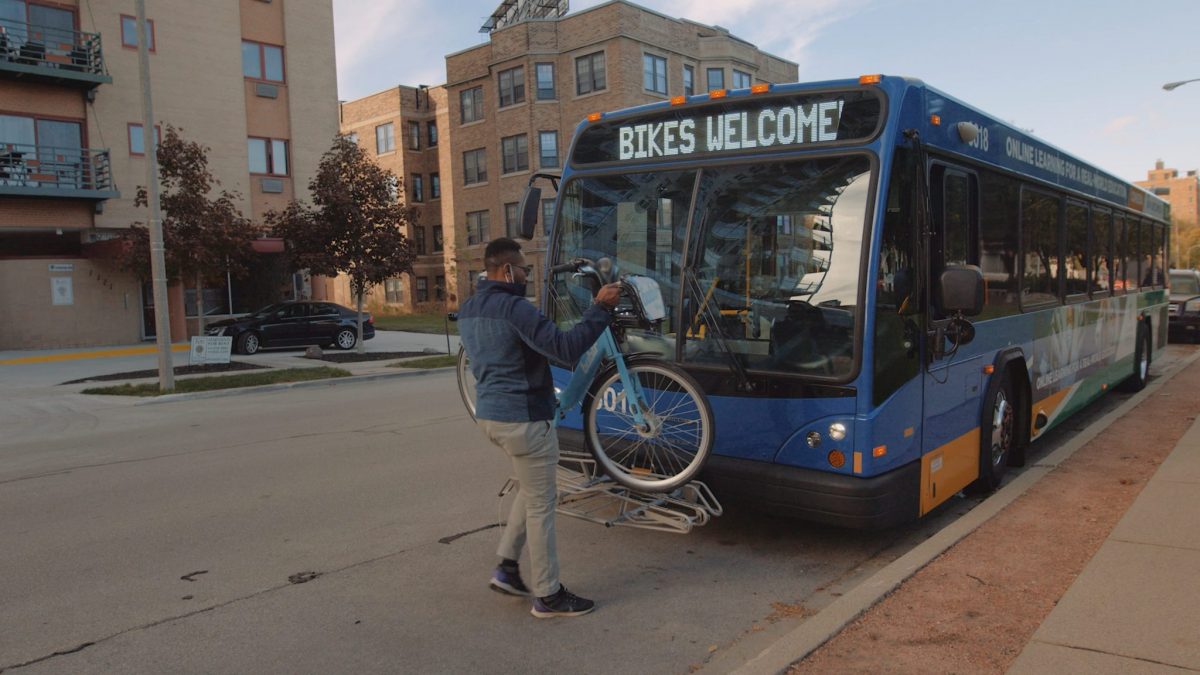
130 366 456 406
727 349 1200 675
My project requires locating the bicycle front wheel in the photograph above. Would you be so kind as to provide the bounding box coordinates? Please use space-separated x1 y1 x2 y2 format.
456 346 477 420
582 359 714 492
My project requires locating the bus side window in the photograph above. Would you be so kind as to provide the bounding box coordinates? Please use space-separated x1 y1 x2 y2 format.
930 165 978 317
978 170 1020 317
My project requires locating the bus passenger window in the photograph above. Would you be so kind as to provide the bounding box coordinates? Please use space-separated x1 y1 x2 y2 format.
1089 209 1113 296
1020 190 1061 306
978 170 1020 318
1065 202 1089 297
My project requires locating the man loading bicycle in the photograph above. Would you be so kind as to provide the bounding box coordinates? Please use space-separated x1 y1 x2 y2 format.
457 237 620 618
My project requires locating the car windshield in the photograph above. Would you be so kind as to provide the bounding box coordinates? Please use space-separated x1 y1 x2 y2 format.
550 154 873 379
1171 273 1200 295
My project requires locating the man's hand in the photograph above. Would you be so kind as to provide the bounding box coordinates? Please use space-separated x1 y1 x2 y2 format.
594 282 621 309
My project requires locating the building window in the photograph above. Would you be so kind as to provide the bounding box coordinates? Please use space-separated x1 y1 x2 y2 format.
416 277 429 303
427 121 438 147
732 69 752 89
242 40 284 82
706 68 724 92
413 225 426 254
408 121 420 150
128 123 161 157
460 86 484 124
505 202 520 238
384 278 403 304
247 137 288 176
643 54 667 95
538 131 558 169
463 148 487 185
541 198 555 236
411 174 423 202
467 210 490 245
430 173 440 199
575 51 606 95
535 62 555 100
501 134 528 174
433 225 444 252
120 15 155 51
435 275 446 301
683 65 694 96
498 66 525 107
375 122 395 154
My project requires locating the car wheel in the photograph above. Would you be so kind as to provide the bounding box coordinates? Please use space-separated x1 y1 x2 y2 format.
335 328 357 350
238 331 261 355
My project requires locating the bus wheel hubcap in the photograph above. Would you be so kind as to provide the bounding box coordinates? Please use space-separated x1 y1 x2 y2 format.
991 392 1012 467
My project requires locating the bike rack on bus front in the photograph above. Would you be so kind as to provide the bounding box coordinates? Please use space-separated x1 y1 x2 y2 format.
497 449 723 534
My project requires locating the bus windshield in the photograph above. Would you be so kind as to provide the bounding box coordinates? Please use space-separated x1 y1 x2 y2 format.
550 154 873 379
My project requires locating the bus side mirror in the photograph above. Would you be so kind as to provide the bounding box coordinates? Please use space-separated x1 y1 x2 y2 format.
938 265 984 317
517 185 541 240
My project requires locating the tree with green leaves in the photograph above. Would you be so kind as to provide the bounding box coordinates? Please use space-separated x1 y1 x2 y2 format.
120 125 259 332
269 134 416 352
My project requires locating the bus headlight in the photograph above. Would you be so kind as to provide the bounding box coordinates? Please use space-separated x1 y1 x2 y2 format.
806 431 822 448
829 423 847 441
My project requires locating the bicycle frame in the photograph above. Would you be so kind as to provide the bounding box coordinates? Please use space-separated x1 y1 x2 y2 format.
553 327 650 429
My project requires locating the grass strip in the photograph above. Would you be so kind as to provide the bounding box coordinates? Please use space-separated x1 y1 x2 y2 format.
389 354 457 369
81 367 352 396
373 313 459 335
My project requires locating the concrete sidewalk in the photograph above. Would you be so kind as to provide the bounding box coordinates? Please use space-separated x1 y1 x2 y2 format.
0 329 460 389
1008 415 1200 673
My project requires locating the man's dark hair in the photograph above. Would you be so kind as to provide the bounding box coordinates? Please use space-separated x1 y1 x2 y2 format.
484 237 522 270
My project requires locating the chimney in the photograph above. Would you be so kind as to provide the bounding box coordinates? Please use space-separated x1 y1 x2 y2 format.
1156 159 1164 170
1189 170 1197 178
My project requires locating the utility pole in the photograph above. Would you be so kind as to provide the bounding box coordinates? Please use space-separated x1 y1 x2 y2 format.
137 0 173 391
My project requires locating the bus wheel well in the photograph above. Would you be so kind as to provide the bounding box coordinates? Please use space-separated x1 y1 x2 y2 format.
1004 359 1031 468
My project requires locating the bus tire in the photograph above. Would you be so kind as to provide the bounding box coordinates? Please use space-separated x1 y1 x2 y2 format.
969 371 1015 494
1118 322 1151 393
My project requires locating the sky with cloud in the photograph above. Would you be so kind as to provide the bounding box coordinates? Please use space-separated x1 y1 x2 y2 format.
332 0 1200 182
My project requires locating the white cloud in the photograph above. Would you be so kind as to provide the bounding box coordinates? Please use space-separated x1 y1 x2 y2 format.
1102 115 1137 135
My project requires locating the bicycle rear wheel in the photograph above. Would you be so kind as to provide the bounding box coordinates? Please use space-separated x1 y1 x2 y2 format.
582 359 714 492
457 346 477 420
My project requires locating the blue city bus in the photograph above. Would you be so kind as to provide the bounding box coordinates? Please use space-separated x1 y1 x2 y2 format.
535 75 1170 528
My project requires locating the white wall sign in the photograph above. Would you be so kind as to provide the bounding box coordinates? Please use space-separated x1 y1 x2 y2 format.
189 336 233 365
51 277 73 305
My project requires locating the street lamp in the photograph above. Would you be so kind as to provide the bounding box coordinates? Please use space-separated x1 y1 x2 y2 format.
1163 78 1200 91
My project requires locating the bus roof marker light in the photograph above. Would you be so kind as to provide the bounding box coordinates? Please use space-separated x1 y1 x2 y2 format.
670 95 686 106
858 74 882 85
587 112 603 122
751 83 770 94
957 121 980 144
709 89 727 100
930 114 942 126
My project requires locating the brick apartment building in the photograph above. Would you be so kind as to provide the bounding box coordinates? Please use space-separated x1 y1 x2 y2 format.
1137 160 1200 228
339 0 796 312
0 0 337 350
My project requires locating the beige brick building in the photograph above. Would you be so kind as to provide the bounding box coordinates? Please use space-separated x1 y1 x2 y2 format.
0 0 337 350
1137 160 1200 229
340 0 796 310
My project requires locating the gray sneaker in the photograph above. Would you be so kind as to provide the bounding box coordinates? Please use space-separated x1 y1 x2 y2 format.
530 586 595 618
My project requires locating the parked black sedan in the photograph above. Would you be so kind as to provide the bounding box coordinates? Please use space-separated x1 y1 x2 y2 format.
204 301 375 354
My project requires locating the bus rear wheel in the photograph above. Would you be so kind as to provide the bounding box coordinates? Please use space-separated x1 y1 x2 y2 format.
969 372 1014 494
1118 322 1151 393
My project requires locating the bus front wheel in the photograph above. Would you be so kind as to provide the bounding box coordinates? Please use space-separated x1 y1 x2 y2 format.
970 371 1014 494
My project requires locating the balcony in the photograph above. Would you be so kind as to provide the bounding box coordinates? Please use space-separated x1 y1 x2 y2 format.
0 19 111 88
0 143 118 200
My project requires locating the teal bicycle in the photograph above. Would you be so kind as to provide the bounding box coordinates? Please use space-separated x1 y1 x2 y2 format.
457 257 715 493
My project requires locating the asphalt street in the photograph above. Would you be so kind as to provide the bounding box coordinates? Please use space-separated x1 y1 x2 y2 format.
1 346 1187 674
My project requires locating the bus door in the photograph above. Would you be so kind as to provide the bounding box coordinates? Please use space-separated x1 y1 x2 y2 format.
919 163 985 513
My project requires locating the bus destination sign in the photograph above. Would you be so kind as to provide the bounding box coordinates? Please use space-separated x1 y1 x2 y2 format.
573 90 882 165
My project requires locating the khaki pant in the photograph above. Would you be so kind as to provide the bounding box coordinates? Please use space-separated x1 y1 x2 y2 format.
478 419 561 598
